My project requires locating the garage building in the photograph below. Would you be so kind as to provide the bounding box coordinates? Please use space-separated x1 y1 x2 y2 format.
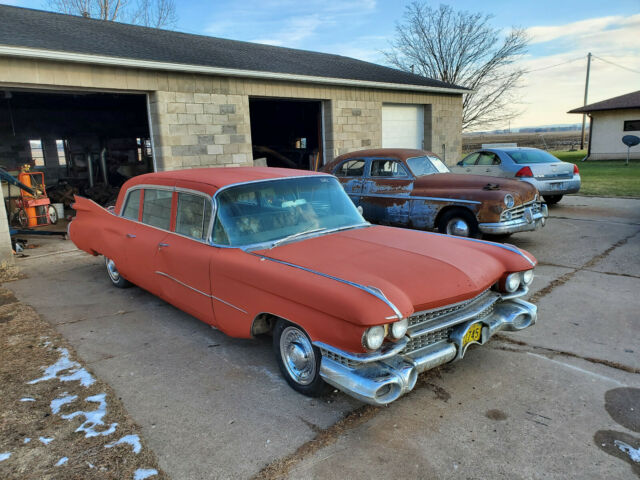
0 5 466 260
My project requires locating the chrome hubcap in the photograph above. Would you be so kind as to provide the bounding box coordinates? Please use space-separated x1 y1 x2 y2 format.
280 326 316 385
105 258 120 282
446 218 470 236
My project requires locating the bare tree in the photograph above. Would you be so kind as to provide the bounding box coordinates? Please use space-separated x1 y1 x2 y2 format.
384 3 528 131
46 0 177 28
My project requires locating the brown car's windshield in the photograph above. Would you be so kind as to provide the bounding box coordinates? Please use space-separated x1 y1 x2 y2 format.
212 176 366 247
406 156 450 176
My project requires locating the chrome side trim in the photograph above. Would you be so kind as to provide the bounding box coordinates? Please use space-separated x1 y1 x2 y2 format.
348 192 482 205
314 337 409 364
250 253 404 320
154 271 247 314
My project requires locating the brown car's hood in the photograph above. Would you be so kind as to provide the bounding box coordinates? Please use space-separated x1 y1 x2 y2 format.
414 173 538 203
256 225 536 319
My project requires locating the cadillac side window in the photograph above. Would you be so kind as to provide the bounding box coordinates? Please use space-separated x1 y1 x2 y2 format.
122 189 141 220
175 193 212 241
370 160 408 178
141 189 173 230
335 160 365 177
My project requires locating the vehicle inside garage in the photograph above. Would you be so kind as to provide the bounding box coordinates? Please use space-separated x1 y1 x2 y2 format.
249 98 323 170
0 89 153 230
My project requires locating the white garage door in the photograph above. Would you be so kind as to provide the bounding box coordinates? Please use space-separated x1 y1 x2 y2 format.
382 104 424 149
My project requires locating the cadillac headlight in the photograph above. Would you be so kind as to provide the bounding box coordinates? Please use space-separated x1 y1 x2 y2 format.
521 269 534 286
389 318 408 340
504 272 521 292
363 325 385 350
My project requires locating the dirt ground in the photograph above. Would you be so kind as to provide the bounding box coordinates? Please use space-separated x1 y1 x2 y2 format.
0 272 166 480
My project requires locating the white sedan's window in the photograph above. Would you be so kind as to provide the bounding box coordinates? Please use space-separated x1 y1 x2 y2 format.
142 189 172 230
175 193 211 240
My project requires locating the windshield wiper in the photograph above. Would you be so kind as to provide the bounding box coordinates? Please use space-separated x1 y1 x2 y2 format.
270 228 327 248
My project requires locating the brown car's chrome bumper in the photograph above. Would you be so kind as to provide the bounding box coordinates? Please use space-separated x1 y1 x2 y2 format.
316 298 537 406
479 204 548 235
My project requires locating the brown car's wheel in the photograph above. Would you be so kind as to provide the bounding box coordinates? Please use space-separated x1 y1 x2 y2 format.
543 195 563 205
437 208 478 237
273 319 329 397
105 257 132 288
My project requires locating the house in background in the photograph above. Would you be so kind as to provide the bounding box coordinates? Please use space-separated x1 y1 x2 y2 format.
569 90 640 160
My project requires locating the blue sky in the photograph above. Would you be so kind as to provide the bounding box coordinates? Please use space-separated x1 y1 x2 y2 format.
5 0 640 130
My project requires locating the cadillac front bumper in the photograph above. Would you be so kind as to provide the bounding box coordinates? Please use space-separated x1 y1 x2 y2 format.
315 297 537 406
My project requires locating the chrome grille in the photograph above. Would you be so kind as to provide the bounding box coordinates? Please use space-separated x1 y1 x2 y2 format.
408 289 493 327
403 290 499 354
405 327 452 351
501 200 542 221
321 349 360 368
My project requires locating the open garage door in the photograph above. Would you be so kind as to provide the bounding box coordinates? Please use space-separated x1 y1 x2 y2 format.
382 104 424 149
249 98 323 170
0 89 153 213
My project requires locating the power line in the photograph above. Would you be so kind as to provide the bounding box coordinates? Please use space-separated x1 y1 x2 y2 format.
592 55 640 74
524 56 584 73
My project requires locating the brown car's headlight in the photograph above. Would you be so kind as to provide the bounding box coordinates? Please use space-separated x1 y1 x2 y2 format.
504 194 515 208
362 325 385 350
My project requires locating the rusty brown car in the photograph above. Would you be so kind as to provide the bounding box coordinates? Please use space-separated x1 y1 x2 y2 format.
322 149 548 237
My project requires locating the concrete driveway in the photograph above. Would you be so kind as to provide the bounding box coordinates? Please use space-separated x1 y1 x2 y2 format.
7 195 640 479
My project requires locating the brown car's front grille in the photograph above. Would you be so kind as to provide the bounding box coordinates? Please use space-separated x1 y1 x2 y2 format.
501 200 543 221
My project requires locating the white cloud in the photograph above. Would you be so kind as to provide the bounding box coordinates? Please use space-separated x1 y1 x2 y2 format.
253 14 323 47
528 13 640 44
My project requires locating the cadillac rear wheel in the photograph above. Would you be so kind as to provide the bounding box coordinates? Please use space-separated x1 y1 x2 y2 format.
105 257 132 288
273 319 328 396
438 209 478 238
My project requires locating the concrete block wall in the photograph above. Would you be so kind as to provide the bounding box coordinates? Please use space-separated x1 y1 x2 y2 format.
0 57 465 170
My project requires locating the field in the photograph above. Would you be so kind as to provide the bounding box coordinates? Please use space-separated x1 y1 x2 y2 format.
551 150 640 197
463 130 587 153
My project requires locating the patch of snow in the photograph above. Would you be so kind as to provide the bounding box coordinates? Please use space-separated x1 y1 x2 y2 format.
105 434 142 454
55 457 68 466
39 436 54 445
87 462 96 469
23 438 30 444
134 468 158 480
615 440 640 463
61 393 117 438
51 393 78 414
20 397 35 402
28 348 95 387
0 452 10 462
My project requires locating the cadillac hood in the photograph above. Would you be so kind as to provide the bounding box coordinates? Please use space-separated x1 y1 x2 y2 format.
254 225 536 321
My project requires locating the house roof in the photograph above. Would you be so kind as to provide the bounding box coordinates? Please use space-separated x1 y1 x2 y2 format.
568 90 640 114
0 5 467 94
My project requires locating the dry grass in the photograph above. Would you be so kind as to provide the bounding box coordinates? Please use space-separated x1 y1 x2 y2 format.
0 281 166 479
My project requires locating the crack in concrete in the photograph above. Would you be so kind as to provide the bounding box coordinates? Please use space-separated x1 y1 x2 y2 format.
529 230 639 304
253 404 380 480
493 335 640 375
537 261 640 279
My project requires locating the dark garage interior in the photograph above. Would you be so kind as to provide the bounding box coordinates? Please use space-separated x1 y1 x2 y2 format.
249 98 322 170
0 89 153 229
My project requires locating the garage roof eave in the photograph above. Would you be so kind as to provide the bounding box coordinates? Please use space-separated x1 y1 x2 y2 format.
0 45 471 95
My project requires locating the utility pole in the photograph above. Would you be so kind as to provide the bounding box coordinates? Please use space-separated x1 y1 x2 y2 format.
580 52 592 150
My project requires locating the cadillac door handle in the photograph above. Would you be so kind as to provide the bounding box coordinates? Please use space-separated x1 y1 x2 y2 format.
126 233 136 238
158 243 170 248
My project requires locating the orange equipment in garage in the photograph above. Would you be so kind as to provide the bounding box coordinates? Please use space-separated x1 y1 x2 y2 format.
15 165 58 227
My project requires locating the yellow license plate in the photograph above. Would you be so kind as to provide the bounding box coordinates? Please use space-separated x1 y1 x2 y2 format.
463 323 483 347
